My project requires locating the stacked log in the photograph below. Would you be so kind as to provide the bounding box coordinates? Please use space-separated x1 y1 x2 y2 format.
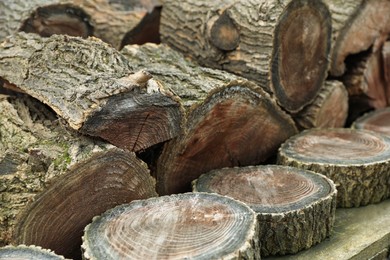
352 108 390 137
0 94 157 259
0 245 67 259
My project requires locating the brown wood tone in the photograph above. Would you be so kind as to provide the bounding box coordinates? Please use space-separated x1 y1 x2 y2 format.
325 0 390 77
382 41 390 104
121 43 298 195
160 0 331 113
82 193 260 260
277 128 390 207
193 165 337 256
0 95 157 259
0 0 161 49
0 32 182 152
294 80 349 129
0 245 67 260
352 107 390 137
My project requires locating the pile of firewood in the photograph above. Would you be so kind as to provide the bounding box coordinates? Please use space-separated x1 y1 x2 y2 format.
1 0 390 259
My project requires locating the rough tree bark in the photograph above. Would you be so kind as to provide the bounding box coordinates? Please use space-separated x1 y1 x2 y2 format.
193 165 337 256
324 0 390 76
277 128 390 207
160 0 331 113
0 32 182 152
294 80 349 129
352 108 390 138
0 245 67 260
0 0 162 49
121 43 298 195
0 94 158 259
82 193 260 260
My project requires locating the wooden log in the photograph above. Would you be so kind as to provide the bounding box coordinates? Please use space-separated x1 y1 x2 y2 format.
0 245 67 260
324 0 390 76
160 0 332 113
277 128 390 208
0 32 182 152
0 0 161 49
0 95 158 259
294 80 349 130
121 43 298 195
382 41 390 104
82 193 260 260
193 165 337 256
352 107 390 137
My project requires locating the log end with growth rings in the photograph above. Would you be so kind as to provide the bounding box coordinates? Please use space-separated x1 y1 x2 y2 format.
0 245 67 260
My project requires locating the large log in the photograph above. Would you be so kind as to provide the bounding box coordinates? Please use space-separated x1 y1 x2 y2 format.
0 245 67 260
324 0 390 76
121 43 298 195
193 165 337 256
160 0 332 113
82 193 260 260
0 32 182 152
352 107 390 137
0 94 157 259
277 128 390 207
0 0 161 49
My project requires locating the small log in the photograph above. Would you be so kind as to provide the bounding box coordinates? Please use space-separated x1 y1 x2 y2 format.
277 128 390 207
193 165 337 256
160 0 332 112
121 43 298 195
0 245 67 260
0 95 157 259
352 107 390 137
325 0 390 76
294 80 349 129
82 193 260 260
0 32 182 152
382 41 390 104
0 0 161 49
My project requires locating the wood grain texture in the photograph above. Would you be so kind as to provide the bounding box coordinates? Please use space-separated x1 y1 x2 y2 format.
0 95 157 259
160 0 331 112
0 32 182 151
352 108 390 137
277 128 390 207
0 245 67 260
122 43 298 195
82 193 260 260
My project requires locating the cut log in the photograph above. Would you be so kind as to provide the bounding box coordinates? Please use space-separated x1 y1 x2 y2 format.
0 32 182 152
0 94 158 259
382 41 390 104
0 0 162 49
121 43 298 195
277 128 390 207
193 165 337 256
160 0 332 112
294 80 349 129
82 193 260 260
0 245 67 260
352 107 390 137
325 0 390 76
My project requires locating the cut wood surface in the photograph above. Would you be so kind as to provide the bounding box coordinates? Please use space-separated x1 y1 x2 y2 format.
0 94 157 259
324 0 390 76
0 245 67 260
352 108 390 137
0 32 182 152
193 165 337 256
82 193 260 260
277 128 390 207
0 0 162 49
294 80 348 130
160 0 331 112
121 43 298 195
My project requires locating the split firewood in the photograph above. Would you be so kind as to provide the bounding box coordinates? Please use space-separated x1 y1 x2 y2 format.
352 107 390 137
160 0 332 113
325 0 390 77
0 245 67 260
0 0 162 49
193 165 337 256
82 193 260 260
0 32 182 152
294 80 349 129
0 94 157 259
277 128 390 207
121 43 298 195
